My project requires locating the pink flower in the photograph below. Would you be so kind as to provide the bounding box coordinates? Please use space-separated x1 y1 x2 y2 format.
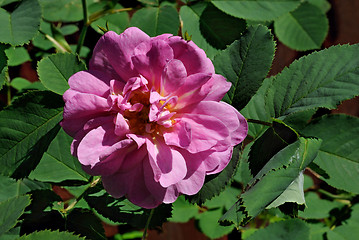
61 27 248 208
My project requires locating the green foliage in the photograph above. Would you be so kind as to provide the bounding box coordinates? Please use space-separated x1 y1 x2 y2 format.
211 0 301 21
39 0 91 22
197 208 234 239
180 3 219 59
0 44 7 90
169 196 198 223
131 4 179 37
5 47 31 66
18 230 85 240
89 2 129 35
37 53 86 95
213 25 275 110
274 2 329 51
327 204 359 240
199 3 246 50
221 138 321 226
246 219 310 240
301 114 359 193
29 129 90 183
0 0 41 46
242 44 359 137
0 195 31 236
0 91 63 177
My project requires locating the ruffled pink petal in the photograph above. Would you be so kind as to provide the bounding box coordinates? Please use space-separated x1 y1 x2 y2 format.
173 73 212 109
114 113 130 137
204 148 233 174
132 39 174 90
161 59 187 95
143 159 179 204
202 74 231 101
174 149 206 195
179 114 229 153
68 70 111 98
90 28 150 85
62 93 110 136
166 36 214 76
146 138 187 188
182 101 248 146
163 121 191 148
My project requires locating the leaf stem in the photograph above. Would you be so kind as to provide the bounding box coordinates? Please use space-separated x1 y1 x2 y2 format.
89 7 133 23
5 70 11 105
246 118 272 126
142 208 155 240
76 0 89 55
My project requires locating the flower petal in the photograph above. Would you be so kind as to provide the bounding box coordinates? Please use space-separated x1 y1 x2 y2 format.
179 114 229 153
163 121 191 148
161 59 187 95
166 36 214 76
146 138 187 188
68 70 111 98
202 74 231 101
90 28 150 84
132 39 174 89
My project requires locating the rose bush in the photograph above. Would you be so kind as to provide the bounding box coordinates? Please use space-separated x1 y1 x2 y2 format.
61 27 248 208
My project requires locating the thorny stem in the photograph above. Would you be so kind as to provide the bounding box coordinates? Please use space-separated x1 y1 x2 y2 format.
76 0 89 55
246 118 272 127
142 208 155 240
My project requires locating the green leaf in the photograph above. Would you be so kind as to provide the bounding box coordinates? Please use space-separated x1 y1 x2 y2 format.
5 47 31 66
59 25 79 36
301 114 359 193
266 171 305 209
248 120 298 177
10 77 32 91
246 219 310 240
199 3 246 50
211 0 301 21
66 208 106 240
0 44 7 90
37 53 86 95
180 3 219 59
233 142 252 186
18 230 85 240
327 205 359 240
0 0 41 46
0 91 64 177
131 4 179 37
213 25 275 110
197 208 234 239
138 0 158 6
204 186 241 211
241 44 359 134
274 3 329 51
1 227 20 240
0 195 31 236
221 138 321 226
306 0 331 13
187 144 241 205
169 196 199 223
89 3 129 35
29 128 90 183
0 175 18 201
39 0 90 22
299 192 343 219
84 185 143 224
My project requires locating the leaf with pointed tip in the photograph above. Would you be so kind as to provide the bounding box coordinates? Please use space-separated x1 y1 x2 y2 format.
37 53 86 95
0 91 64 178
0 0 41 46
301 114 359 193
213 25 275 110
274 2 329 51
0 195 31 236
18 230 85 240
221 138 321 226
241 44 359 137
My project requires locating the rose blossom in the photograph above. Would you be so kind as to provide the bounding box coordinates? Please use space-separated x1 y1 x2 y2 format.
61 27 248 208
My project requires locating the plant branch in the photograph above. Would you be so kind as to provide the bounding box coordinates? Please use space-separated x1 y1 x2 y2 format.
246 118 272 127
142 208 155 240
76 0 89 55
